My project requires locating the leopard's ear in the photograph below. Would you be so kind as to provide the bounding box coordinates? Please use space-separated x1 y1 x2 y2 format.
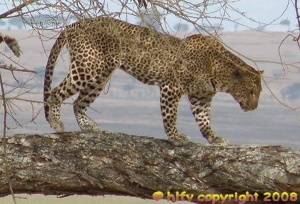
231 69 243 81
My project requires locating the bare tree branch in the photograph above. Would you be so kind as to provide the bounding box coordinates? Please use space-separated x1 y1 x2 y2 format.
0 132 299 202
0 0 39 19
0 64 36 73
0 73 17 204
294 0 300 48
135 0 148 9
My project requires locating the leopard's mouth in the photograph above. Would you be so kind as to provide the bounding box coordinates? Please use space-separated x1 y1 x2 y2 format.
239 102 257 112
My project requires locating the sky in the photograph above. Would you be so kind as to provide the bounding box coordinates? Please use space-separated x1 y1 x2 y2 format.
184 0 297 31
227 0 296 28
0 0 298 31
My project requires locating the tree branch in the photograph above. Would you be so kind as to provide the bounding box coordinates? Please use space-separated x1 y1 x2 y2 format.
0 64 36 73
294 0 300 48
0 0 39 19
0 72 17 204
0 132 299 202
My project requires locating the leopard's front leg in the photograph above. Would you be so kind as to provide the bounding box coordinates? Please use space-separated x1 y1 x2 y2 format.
159 85 190 146
188 93 228 145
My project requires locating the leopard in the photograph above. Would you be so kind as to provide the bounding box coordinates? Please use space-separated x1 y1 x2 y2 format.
43 17 263 146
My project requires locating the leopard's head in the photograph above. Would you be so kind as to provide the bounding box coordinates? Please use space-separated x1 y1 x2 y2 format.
185 34 263 112
203 38 264 112
227 67 263 112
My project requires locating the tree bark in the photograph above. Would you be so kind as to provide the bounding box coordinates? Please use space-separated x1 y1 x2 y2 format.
0 131 299 202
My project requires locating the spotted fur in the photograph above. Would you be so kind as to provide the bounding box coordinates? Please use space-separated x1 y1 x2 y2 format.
0 34 21 57
44 17 263 145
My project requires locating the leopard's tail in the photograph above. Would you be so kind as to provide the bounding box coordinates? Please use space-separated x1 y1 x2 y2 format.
43 32 66 122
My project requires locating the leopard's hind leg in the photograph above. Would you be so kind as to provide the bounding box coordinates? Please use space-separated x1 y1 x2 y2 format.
47 74 79 132
73 67 116 132
73 82 104 132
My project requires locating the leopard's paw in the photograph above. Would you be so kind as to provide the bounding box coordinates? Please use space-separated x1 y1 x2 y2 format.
49 112 65 132
169 133 190 146
207 135 228 145
50 121 65 132
79 122 100 132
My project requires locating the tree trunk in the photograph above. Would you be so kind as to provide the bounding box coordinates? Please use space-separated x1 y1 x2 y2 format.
0 131 299 203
